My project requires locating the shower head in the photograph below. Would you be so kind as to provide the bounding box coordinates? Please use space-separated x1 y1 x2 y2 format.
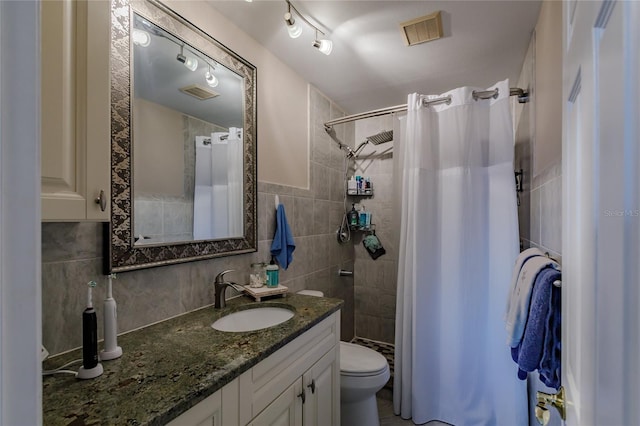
366 130 393 145
348 130 394 158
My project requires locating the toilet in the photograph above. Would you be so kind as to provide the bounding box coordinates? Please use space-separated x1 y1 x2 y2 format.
297 290 390 426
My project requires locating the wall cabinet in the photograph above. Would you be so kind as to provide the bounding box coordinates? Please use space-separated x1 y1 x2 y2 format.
169 311 340 426
40 0 111 221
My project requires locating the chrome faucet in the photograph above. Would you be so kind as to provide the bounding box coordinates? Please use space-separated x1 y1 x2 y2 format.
213 269 244 309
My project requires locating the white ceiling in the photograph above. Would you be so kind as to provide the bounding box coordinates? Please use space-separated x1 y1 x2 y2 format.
207 0 542 115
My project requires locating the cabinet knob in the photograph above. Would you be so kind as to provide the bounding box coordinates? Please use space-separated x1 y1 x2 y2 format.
297 389 306 404
95 190 107 211
307 379 316 394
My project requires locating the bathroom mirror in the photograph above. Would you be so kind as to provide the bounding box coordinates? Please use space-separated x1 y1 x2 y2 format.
109 0 257 272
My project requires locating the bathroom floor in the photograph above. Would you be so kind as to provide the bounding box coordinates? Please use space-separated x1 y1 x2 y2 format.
352 337 451 426
376 389 452 426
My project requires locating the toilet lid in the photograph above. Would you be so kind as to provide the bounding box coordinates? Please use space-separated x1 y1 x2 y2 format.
340 342 389 377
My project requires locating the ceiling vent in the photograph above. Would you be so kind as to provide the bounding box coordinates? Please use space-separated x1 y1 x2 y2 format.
179 84 220 100
400 11 443 46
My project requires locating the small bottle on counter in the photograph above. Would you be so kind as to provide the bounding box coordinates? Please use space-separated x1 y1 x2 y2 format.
266 259 279 288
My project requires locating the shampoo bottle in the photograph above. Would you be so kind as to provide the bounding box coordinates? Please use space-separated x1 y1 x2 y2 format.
348 204 359 228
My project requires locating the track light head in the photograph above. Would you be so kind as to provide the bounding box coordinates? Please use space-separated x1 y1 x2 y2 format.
205 69 219 88
313 38 333 55
176 46 198 71
132 29 150 47
284 12 302 38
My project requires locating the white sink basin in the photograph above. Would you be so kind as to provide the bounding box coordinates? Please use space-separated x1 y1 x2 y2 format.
211 306 295 332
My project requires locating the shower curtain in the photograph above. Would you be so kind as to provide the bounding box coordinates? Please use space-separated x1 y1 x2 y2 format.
393 80 527 425
193 129 243 240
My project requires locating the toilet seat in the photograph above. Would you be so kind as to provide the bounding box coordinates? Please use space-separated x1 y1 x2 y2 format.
340 342 389 377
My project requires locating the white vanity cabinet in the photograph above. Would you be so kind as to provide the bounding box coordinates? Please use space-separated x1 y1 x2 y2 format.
241 311 340 426
40 0 111 221
167 311 340 426
167 379 239 426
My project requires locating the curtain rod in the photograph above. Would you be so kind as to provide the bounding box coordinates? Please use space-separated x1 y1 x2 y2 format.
324 87 529 131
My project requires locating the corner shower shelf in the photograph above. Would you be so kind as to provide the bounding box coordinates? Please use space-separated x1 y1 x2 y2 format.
347 189 373 196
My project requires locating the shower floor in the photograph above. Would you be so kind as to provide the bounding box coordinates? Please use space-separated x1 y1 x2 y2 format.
350 336 395 389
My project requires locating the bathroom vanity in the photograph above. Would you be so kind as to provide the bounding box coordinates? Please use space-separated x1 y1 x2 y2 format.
42 294 342 425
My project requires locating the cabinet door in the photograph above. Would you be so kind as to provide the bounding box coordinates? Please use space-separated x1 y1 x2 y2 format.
41 0 110 221
166 389 222 426
303 347 340 426
249 379 303 426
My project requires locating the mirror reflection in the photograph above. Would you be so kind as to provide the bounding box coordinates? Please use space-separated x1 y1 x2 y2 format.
132 13 244 245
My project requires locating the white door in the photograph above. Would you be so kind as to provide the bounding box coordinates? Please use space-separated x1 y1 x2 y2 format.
563 1 640 425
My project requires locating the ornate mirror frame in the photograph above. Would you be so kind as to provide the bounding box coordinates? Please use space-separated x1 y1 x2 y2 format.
108 0 257 272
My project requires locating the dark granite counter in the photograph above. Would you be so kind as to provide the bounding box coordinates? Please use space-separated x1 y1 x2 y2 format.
43 294 343 425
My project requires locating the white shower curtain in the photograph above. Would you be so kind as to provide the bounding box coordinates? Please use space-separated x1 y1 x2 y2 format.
393 80 527 425
226 127 243 237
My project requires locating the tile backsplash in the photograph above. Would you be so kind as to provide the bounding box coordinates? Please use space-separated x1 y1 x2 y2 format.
42 86 357 356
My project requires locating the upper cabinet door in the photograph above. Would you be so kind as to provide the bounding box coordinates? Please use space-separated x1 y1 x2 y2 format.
41 0 110 221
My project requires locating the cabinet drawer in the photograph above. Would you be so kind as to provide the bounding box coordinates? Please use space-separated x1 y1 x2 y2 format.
244 312 339 421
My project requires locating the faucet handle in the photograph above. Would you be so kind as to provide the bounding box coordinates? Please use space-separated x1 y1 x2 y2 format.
215 269 235 284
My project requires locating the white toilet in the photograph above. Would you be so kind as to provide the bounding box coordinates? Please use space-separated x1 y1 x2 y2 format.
297 290 390 426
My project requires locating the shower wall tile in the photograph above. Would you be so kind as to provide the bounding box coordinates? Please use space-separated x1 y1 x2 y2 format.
313 199 332 235
42 84 356 356
293 196 315 237
540 175 562 253
311 162 331 201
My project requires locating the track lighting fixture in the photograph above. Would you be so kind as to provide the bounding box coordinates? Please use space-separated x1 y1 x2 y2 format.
205 65 219 88
132 28 150 47
312 30 333 55
176 45 198 71
283 0 332 55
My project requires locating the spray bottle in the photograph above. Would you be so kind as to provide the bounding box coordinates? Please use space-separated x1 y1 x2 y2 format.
76 281 103 379
100 273 123 361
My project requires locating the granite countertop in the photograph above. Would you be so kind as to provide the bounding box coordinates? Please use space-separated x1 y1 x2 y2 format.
43 294 343 425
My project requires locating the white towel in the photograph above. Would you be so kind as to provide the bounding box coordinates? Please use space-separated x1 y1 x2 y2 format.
505 248 545 317
505 255 559 347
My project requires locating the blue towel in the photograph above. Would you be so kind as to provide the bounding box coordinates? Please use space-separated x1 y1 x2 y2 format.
539 282 561 389
512 267 561 386
270 204 295 270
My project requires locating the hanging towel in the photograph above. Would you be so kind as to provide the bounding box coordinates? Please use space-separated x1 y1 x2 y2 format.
506 247 545 317
506 256 559 347
539 279 561 389
512 267 561 382
363 233 386 260
270 204 296 270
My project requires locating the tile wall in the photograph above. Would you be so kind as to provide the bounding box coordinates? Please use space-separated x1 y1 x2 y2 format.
514 28 562 259
351 115 399 344
41 86 356 356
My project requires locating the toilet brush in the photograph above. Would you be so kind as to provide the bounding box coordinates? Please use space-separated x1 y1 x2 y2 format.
100 273 123 361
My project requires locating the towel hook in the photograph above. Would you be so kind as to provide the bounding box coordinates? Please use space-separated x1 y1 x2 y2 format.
275 195 280 211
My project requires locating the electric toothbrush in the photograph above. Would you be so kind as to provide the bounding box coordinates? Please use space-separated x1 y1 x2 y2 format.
77 281 103 379
100 273 123 360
